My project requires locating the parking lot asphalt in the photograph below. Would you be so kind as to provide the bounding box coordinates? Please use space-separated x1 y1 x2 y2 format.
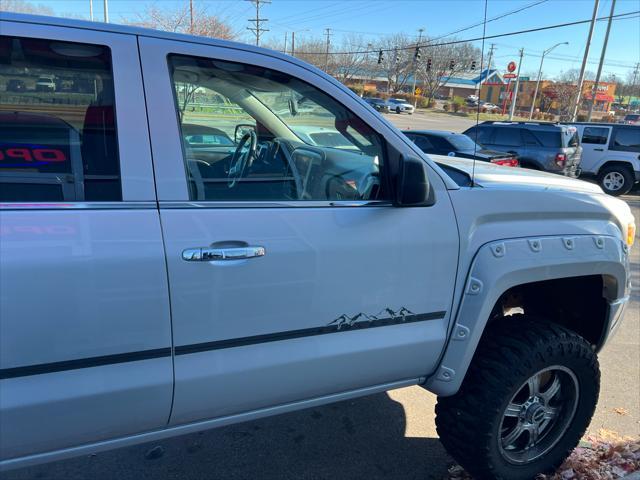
5 113 639 480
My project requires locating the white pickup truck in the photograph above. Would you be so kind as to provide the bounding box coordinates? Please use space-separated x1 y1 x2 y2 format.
0 13 635 480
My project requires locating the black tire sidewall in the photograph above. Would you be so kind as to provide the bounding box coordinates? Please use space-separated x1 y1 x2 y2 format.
484 346 599 479
598 166 634 196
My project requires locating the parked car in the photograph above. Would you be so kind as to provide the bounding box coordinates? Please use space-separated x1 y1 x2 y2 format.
402 129 519 167
568 123 640 195
35 75 56 92
480 101 499 112
363 97 390 113
5 79 26 92
621 114 640 125
464 121 582 177
387 98 414 114
0 13 636 480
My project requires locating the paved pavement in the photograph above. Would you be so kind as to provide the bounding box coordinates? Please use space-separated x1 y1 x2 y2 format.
5 113 639 480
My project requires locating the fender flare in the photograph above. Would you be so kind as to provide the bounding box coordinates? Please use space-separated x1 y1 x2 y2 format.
424 234 628 397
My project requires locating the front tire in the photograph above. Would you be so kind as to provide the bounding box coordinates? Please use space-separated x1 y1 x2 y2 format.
396 107 401 114
598 165 634 196
435 318 599 480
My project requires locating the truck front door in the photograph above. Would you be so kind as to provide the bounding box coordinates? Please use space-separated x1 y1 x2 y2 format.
139 37 460 425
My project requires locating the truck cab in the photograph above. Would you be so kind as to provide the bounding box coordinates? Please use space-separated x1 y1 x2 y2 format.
0 13 634 480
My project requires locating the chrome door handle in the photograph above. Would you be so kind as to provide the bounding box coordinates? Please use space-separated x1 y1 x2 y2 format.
182 246 265 261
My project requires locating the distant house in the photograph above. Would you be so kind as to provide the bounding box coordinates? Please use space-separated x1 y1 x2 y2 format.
343 68 504 97
436 69 505 99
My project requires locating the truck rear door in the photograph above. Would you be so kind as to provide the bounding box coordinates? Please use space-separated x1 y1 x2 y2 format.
0 21 172 464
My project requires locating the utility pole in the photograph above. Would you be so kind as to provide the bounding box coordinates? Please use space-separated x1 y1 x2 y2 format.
412 28 425 108
324 28 332 71
631 63 640 107
89 0 93 21
189 0 194 34
291 31 295 56
246 0 270 47
508 48 524 120
587 0 615 121
283 32 288 55
570 0 600 121
103 0 109 22
481 44 496 98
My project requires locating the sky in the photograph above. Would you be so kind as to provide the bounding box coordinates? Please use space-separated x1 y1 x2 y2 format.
14 0 640 81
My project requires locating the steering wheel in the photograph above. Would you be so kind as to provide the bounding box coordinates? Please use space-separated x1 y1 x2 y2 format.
228 130 258 188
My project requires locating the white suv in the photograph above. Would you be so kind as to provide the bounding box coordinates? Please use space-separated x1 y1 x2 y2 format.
387 98 415 114
571 123 640 195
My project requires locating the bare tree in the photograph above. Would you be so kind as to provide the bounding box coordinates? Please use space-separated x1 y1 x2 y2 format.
331 35 370 83
417 40 479 101
373 33 414 94
131 2 236 39
0 0 52 15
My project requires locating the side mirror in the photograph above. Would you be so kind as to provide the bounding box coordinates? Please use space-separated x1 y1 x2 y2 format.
288 97 299 116
394 156 433 207
234 124 256 144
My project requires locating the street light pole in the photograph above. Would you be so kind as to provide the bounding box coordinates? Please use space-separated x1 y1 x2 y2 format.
103 0 109 23
570 0 600 121
529 42 568 120
89 0 93 21
587 0 616 122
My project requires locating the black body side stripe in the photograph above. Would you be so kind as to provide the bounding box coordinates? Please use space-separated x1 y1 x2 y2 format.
174 311 447 356
0 311 446 380
0 348 172 380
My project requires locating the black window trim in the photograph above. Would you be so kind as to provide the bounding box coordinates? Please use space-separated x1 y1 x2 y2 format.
166 52 394 206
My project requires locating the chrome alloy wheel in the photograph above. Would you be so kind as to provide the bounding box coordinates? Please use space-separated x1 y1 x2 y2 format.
498 366 579 465
603 171 625 191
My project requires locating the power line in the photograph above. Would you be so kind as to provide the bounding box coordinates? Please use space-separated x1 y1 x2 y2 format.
293 10 640 56
429 0 550 43
246 0 270 47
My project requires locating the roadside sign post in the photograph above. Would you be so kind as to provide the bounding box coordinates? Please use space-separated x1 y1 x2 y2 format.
508 49 524 121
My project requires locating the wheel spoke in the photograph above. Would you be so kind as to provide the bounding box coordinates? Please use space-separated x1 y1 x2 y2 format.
543 406 559 421
540 375 561 403
525 423 540 449
527 374 541 396
504 402 523 418
502 421 526 448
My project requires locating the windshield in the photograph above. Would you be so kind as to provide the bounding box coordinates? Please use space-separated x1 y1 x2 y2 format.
448 134 479 151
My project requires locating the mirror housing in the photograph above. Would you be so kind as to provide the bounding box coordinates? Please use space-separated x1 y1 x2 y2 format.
394 156 433 207
234 124 256 144
288 97 299 116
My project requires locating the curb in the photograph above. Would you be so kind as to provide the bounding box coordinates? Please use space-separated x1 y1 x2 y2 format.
623 473 640 480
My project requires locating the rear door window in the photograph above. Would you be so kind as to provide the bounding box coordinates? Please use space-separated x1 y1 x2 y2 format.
0 36 121 202
466 126 494 145
406 134 434 151
493 128 522 147
530 130 562 148
610 127 640 152
581 127 609 145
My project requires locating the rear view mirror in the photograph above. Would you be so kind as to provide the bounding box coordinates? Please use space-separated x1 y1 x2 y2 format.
394 156 433 207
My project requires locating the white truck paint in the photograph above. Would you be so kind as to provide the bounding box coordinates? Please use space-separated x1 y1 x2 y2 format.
0 13 635 479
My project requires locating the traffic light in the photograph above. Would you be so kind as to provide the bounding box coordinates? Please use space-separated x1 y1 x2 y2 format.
471 60 477 70
426 58 432 71
414 46 421 62
377 50 384 64
395 51 400 64
449 60 455 70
